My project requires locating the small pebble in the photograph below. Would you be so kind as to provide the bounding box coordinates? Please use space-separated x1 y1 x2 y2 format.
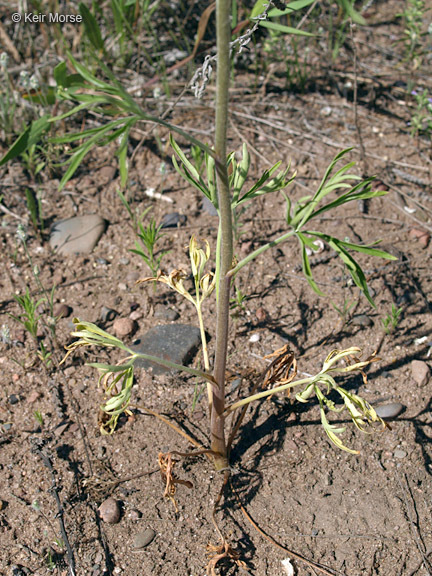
154 303 180 321
118 282 128 291
411 360 430 387
119 257 130 265
8 394 19 405
394 449 407 459
129 310 143 322
230 378 242 393
255 307 269 323
375 403 404 419
53 303 72 318
27 390 41 404
132 528 156 549
160 212 187 228
95 257 108 266
128 509 142 521
249 334 260 343
100 306 118 323
113 318 136 338
351 314 373 327
97 165 117 184
98 498 121 524
409 228 430 249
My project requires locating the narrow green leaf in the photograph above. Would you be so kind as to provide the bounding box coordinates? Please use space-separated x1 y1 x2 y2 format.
298 233 325 296
53 61 68 87
0 115 51 166
79 3 105 51
268 0 316 16
259 20 314 36
308 231 397 261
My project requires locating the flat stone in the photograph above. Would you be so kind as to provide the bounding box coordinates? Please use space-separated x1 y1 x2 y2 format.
411 360 430 387
50 215 107 255
132 528 156 549
131 324 201 375
375 403 404 419
394 449 407 459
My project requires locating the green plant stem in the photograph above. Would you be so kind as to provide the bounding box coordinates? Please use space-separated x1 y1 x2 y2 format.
211 0 232 471
224 375 313 415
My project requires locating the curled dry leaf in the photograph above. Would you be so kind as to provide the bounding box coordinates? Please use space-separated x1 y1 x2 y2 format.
158 452 193 512
206 539 247 576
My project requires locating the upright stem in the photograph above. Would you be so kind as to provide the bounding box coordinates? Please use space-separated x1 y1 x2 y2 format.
211 0 232 470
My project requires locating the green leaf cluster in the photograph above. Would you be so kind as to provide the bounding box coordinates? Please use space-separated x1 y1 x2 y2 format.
285 149 397 306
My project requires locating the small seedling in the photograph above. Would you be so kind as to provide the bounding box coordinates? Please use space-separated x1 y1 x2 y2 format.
409 88 432 139
34 410 44 427
398 0 428 68
230 286 248 317
332 298 356 328
129 210 170 278
10 288 44 342
381 304 403 335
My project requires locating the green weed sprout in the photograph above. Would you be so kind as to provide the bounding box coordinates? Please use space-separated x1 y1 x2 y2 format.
398 0 428 68
409 88 432 138
10 288 45 342
381 304 403 335
129 209 170 277
34 410 44 427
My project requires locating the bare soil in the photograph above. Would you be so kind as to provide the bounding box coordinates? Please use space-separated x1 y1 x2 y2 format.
1 2 432 575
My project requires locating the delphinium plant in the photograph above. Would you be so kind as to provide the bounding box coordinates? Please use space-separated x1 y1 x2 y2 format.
56 3 395 464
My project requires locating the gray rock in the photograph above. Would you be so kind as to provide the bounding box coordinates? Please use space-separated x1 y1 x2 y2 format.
154 303 180 321
50 215 107 255
160 212 187 228
202 196 218 216
411 360 430 386
394 449 407 459
131 324 202 374
132 528 156 549
352 314 373 327
375 403 404 419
